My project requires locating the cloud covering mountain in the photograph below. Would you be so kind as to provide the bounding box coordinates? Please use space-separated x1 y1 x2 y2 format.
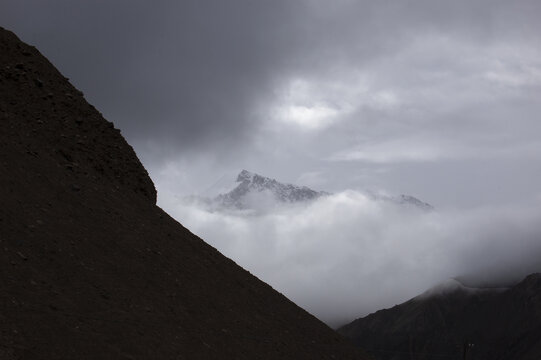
165 177 541 326
186 170 433 214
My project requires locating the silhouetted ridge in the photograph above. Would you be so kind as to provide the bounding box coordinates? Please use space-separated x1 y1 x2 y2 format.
0 27 156 204
0 26 366 359
339 273 541 360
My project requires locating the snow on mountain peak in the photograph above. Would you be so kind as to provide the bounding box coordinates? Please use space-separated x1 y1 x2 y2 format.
237 169 255 182
185 170 434 213
216 170 326 209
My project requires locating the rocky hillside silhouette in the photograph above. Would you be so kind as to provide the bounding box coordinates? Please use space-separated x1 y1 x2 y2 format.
339 274 541 360
0 27 367 359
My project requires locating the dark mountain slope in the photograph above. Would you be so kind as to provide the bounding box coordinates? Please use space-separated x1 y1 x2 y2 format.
0 27 366 359
339 274 541 360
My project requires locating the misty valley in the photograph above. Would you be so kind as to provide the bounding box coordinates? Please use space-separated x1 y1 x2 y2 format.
165 169 541 359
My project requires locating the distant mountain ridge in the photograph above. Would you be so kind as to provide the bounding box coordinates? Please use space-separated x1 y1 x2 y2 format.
365 191 434 211
338 273 541 360
215 170 329 209
187 169 433 212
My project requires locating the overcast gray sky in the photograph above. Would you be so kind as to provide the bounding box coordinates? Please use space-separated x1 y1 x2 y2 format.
3 0 541 208
3 0 541 325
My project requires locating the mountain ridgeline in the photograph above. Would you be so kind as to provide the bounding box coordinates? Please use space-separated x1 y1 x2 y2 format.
188 169 433 212
0 27 367 359
216 170 329 209
339 274 541 360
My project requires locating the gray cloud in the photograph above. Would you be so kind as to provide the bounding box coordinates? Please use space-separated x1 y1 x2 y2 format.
1 1 309 156
164 192 541 327
5 1 540 164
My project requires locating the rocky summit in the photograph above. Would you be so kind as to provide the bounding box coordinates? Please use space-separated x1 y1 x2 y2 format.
0 27 366 359
214 170 328 209
189 169 432 213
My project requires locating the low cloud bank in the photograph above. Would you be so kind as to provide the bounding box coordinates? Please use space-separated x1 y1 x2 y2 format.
161 190 541 327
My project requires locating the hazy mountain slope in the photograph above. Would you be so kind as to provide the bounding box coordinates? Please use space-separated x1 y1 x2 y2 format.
0 27 367 360
338 274 541 360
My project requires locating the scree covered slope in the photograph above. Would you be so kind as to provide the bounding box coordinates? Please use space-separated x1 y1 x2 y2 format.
0 27 367 360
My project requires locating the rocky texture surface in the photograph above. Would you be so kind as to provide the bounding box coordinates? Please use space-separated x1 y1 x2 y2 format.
0 27 367 360
214 170 328 209
339 274 541 360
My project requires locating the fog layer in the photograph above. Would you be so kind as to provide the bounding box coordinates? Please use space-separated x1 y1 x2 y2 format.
160 191 541 326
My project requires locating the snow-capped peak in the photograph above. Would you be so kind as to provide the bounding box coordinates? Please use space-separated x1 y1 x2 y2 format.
237 169 255 182
216 170 327 209
184 170 434 213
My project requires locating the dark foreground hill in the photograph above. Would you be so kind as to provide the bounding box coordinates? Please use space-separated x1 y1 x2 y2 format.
0 27 367 359
339 274 541 360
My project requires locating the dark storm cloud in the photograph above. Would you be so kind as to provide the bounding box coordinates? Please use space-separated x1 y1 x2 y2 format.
1 1 308 155
2 0 540 164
